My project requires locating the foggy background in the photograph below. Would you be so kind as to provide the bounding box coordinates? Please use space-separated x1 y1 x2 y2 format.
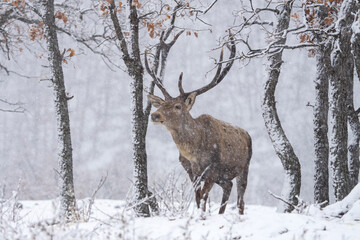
0 1 321 207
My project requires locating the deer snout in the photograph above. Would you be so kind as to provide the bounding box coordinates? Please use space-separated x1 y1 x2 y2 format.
151 113 164 124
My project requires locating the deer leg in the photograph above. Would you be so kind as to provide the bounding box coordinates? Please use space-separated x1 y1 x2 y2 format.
179 155 201 208
193 176 201 208
199 176 216 212
236 164 249 215
179 155 194 181
217 180 233 214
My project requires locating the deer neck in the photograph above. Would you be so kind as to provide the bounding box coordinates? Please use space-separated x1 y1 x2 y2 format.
166 115 200 160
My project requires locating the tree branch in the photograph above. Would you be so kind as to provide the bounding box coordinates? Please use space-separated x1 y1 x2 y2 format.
109 0 131 62
0 99 25 113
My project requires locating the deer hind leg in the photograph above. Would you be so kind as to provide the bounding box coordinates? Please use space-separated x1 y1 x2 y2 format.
217 180 233 214
236 164 249 215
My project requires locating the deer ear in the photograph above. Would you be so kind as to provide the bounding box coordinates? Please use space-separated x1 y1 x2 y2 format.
148 94 164 108
184 92 197 111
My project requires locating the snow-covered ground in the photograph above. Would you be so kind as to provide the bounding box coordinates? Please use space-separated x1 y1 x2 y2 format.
1 198 359 240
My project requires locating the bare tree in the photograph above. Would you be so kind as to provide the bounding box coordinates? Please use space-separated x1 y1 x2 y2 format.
41 0 76 220
232 0 301 211
329 0 359 201
0 0 77 220
233 0 360 206
261 0 301 212
348 8 360 190
313 39 331 205
103 0 187 216
302 0 360 201
309 3 333 206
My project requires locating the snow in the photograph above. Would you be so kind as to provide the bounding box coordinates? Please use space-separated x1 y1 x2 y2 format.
1 199 359 240
323 184 360 219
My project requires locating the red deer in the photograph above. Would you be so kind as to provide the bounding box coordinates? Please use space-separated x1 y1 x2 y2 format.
145 42 252 214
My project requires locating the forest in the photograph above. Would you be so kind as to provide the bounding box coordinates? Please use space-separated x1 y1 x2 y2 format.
0 0 360 239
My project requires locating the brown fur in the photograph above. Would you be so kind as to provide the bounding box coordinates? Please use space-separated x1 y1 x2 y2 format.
149 94 252 214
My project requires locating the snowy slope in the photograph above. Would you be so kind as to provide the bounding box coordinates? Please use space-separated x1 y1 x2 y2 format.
1 199 359 240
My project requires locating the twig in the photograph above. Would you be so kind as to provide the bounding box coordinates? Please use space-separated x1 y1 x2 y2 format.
82 173 108 221
0 99 26 113
268 190 298 211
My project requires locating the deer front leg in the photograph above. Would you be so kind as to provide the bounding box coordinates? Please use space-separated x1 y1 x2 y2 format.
199 176 216 212
179 155 194 181
193 176 201 208
179 155 202 208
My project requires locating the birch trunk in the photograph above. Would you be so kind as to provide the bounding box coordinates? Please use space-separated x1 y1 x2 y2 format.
261 0 301 212
41 0 76 220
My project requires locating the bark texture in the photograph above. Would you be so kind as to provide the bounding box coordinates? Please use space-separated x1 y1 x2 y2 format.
313 41 331 205
347 71 360 191
109 0 158 216
108 0 182 216
41 0 76 220
329 0 358 201
352 19 360 80
349 14 360 190
261 0 301 212
313 5 331 205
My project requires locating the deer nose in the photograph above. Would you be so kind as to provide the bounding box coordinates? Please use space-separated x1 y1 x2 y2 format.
151 113 161 122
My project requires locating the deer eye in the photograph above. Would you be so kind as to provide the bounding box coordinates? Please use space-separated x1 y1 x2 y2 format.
175 104 182 110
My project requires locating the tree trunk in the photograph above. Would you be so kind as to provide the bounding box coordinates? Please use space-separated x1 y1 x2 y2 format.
312 5 331 206
349 13 360 190
261 0 301 212
118 0 158 216
130 70 151 216
313 41 331 205
42 0 76 221
329 0 358 201
352 19 360 80
347 73 360 191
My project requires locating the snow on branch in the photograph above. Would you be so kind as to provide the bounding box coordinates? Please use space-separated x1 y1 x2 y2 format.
190 0 219 15
229 0 342 62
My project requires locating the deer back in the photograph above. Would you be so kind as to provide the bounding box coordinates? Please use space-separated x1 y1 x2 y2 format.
173 114 251 176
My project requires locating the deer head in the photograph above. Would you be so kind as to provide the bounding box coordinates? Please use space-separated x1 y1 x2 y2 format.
145 39 236 130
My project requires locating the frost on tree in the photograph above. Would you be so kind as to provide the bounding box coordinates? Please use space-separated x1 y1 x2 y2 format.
261 0 301 212
107 0 184 216
312 4 331 206
349 10 360 190
329 0 359 201
41 0 76 220
313 41 330 205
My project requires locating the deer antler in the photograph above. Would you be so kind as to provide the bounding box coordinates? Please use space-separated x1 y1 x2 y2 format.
144 51 172 99
178 72 185 95
178 32 236 99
